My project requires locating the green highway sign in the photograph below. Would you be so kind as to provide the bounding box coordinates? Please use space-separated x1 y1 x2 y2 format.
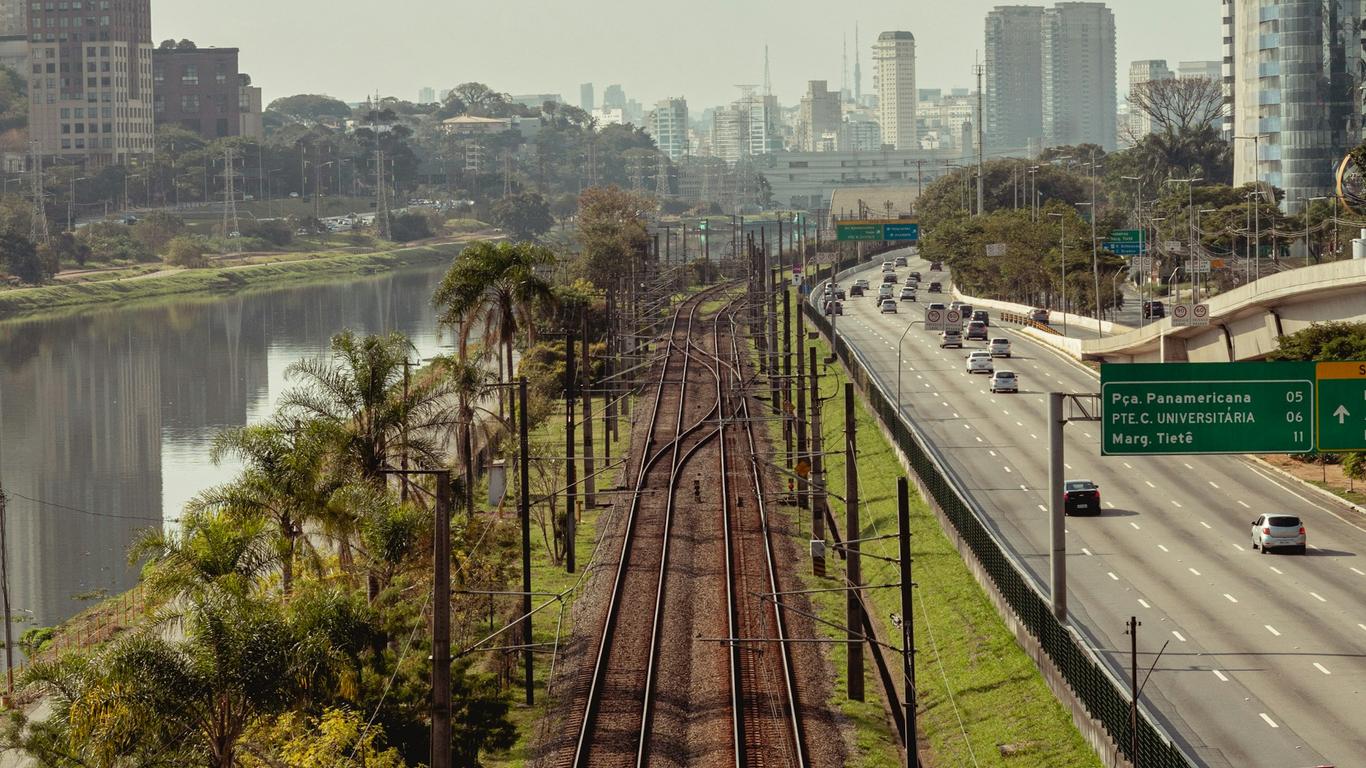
1101 362 1315 455
1315 362 1366 451
836 220 920 242
1108 229 1143 243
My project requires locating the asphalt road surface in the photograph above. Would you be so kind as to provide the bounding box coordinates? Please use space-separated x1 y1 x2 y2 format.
822 250 1366 768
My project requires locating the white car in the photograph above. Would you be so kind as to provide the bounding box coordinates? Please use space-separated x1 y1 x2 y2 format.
990 337 1012 358
880 299 898 314
854 278 870 290
990 370 1018 393
940 330 963 349
1251 514 1306 554
899 286 917 302
881 261 896 272
965 351 994 374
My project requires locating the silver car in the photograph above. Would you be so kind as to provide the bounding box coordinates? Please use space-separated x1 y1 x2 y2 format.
1251 514 1306 554
990 370 1018 393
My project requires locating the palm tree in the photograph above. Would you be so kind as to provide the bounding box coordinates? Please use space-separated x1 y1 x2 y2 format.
430 350 500 515
432 240 558 400
131 510 277 606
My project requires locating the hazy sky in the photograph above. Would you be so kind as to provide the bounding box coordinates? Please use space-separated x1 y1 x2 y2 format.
152 0 1223 110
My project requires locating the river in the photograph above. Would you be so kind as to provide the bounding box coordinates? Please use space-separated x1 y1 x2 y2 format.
0 264 454 631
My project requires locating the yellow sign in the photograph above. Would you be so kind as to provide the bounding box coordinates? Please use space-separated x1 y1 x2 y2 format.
1210 258 1225 269
795 459 811 478
1315 362 1366 380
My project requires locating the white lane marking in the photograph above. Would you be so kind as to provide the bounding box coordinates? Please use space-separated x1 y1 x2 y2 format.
1137 598 1151 609
1145 480 1157 488
1017 421 1024 427
1350 567 1365 576
1020 484 1029 492
1184 463 1194 470
1172 631 1187 642
1083 431 1093 439
952 412 960 418
1003 466 1013 473
1002 410 1010 416
1310 591 1327 603
1224 593 1238 604
1123 462 1133 469
1082 547 1093 556
1105 501 1116 509
1037 504 1047 512
1209 481 1220 489
1359 623 1366 633
1188 567 1202 576
1107 572 1119 581
1259 713 1279 728
1130 522 1141 530
1314 662 1331 675
1265 625 1281 637
1269 566 1284 575
1232 543 1244 554
1157 544 1169 552
1030 434 1038 440
1237 500 1251 509
1212 669 1228 682
941 402 949 407
988 450 997 457
1171 500 1183 508
1064 462 1072 470
975 436 983 443
964 424 972 430
1200 521 1212 529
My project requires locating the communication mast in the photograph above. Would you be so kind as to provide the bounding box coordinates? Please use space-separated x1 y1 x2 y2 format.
28 142 48 244
220 147 241 252
654 152 669 200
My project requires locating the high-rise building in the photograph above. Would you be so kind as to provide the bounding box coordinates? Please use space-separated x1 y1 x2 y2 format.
873 31 917 150
0 0 23 35
918 90 977 151
1177 60 1221 81
603 84 625 109
579 82 594 111
648 97 689 161
153 47 247 140
710 92 780 163
1126 59 1173 143
1224 0 1364 211
985 5 1045 154
1042 2 1117 151
797 80 841 152
418 86 436 104
28 0 155 165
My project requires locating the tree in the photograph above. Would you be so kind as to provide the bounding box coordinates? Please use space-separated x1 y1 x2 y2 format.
490 192 553 241
240 708 407 768
1127 76 1224 141
388 210 434 242
266 94 353 124
450 82 512 118
1268 321 1366 362
165 235 211 268
132 209 187 254
176 38 197 50
575 186 652 287
0 232 45 284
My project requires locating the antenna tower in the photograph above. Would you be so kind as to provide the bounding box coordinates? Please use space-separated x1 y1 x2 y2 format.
764 45 772 98
854 24 862 102
503 151 513 196
28 142 48 244
654 152 669 200
842 34 849 101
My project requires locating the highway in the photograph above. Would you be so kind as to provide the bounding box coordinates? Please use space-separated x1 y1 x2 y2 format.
825 250 1366 767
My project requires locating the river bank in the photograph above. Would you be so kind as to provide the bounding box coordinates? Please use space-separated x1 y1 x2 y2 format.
0 239 474 322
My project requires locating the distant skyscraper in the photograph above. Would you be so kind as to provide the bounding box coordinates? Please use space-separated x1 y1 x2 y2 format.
0 0 23 35
853 24 863 103
873 31 917 150
580 82 594 112
710 91 780 163
1042 2 1117 150
418 87 436 104
1224 0 1364 210
985 5 1045 154
1126 59 1173 143
798 80 841 152
648 97 690 161
603 84 626 109
1177 60 1221 81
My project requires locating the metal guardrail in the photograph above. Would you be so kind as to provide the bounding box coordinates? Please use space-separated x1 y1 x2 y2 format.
999 310 1063 336
803 299 1198 768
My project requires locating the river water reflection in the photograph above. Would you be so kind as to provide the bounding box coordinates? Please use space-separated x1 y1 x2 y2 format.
0 265 452 630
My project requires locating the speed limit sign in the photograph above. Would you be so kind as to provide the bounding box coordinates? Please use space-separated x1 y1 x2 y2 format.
945 309 962 326
925 308 945 331
1172 304 1189 321
1191 303 1210 325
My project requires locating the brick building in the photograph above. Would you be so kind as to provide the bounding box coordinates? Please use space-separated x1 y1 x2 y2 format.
152 45 245 139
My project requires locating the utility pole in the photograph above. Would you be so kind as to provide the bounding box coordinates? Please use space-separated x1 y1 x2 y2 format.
898 478 918 768
0 482 12 702
581 311 597 509
782 286 793 468
565 328 578 574
845 383 863 701
1126 615 1141 764
974 63 985 217
518 378 533 705
809 346 826 577
795 293 809 512
432 473 452 768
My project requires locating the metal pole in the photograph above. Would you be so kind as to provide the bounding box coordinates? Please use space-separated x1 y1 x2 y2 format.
580 312 596 509
898 478 917 768
519 378 534 705
432 472 452 768
1090 153 1100 335
810 346 826 577
845 383 863 701
1128 615 1141 765
783 287 793 469
1048 392 1067 622
565 329 577 574
796 295 809 512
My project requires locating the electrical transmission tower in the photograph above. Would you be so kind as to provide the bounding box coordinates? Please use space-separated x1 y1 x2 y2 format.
220 147 241 252
502 151 513 196
654 152 669 200
28 142 48 244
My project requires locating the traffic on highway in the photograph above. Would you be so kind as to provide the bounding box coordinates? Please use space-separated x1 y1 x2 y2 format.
816 247 1366 767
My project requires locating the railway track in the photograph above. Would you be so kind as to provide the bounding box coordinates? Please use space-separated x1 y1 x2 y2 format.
559 286 809 768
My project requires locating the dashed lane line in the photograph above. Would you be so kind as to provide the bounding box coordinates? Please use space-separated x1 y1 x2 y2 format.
1107 572 1119 581
1310 592 1327 603
1314 662 1331 675
1200 521 1212 529
1188 567 1202 576
1237 500 1251 508
1265 625 1281 637
1350 567 1365 576
1082 548 1093 556
1209 481 1220 489
1224 593 1238 603
1137 598 1151 609
1259 713 1279 728
1145 480 1157 488
1269 566 1284 575
1130 522 1141 530
1172 631 1187 642
1212 669 1228 682
1157 545 1169 552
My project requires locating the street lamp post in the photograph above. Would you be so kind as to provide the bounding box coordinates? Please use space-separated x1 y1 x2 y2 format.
67 176 89 231
896 321 918 414
1196 209 1218 302
1234 135 1265 282
1163 178 1202 304
1084 153 1103 336
1048 212 1068 335
1149 216 1166 311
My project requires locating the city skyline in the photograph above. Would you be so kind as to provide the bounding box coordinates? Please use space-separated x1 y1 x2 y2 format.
150 0 1222 111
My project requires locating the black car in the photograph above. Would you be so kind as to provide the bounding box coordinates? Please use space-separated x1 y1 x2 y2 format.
850 285 865 296
957 304 974 323
834 287 847 300
972 309 990 326
909 271 921 280
1064 480 1101 516
930 261 943 271
1143 300 1165 319
824 300 844 316
928 282 942 293
882 273 898 284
